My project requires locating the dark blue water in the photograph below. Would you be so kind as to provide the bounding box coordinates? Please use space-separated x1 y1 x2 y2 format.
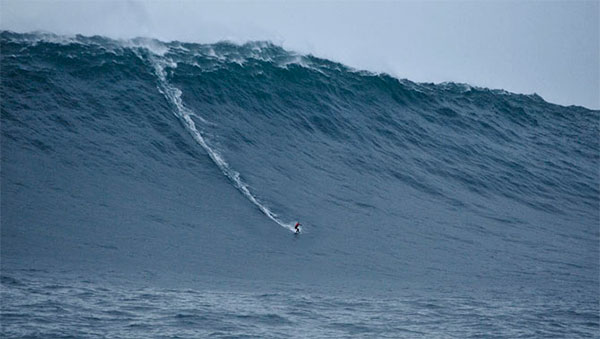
1 31 598 337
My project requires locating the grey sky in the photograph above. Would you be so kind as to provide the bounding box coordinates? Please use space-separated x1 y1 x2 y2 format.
2 1 598 108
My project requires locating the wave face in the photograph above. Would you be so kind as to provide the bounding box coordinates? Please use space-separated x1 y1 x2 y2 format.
1 32 599 336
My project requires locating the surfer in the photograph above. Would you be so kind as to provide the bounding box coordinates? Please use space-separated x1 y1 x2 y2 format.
294 222 301 234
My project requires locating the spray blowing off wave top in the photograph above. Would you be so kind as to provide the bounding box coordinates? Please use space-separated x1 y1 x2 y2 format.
145 52 296 232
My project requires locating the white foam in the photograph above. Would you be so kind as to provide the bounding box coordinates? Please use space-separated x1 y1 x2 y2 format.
147 54 295 232
125 38 170 56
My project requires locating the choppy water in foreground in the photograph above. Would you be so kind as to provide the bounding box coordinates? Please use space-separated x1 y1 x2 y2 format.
1 31 599 337
2 270 598 338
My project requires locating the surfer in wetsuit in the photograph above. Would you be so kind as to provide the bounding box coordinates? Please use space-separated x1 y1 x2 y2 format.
294 222 301 234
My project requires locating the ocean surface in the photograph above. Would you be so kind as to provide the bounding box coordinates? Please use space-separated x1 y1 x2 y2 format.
1 31 598 338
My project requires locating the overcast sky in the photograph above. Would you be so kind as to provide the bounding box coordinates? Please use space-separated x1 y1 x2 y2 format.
2 0 598 109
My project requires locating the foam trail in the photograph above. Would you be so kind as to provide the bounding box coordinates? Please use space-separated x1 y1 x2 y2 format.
148 55 295 232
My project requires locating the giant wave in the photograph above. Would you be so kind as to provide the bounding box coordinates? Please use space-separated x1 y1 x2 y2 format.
1 31 599 337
